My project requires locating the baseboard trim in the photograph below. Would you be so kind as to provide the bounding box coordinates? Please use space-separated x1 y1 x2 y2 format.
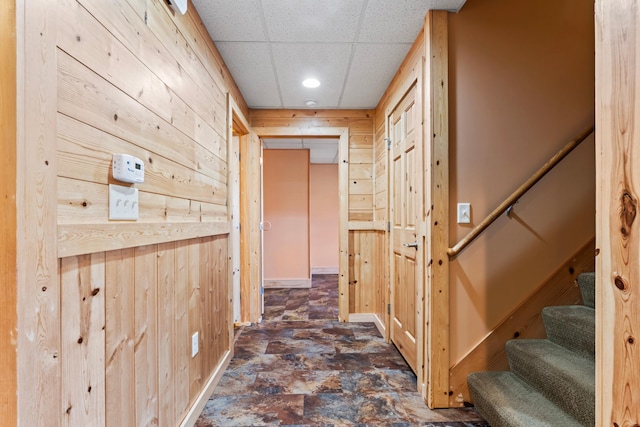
311 266 339 275
348 313 386 337
263 278 311 289
179 349 232 427
448 237 596 407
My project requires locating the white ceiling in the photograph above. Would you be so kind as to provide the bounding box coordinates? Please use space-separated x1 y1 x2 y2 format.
191 0 466 110
262 138 339 164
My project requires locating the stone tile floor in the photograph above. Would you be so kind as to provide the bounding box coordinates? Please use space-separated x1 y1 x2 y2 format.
196 275 489 427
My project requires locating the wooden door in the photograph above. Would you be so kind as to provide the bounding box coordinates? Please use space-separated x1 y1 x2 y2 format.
389 84 422 372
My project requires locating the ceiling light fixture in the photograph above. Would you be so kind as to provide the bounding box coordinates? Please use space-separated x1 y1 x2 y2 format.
302 78 320 88
305 100 317 107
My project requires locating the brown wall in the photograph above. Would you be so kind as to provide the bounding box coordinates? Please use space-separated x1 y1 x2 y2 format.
310 164 339 271
263 149 310 280
447 0 595 363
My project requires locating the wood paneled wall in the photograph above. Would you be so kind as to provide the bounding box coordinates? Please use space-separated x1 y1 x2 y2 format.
17 0 242 424
348 231 386 319
60 236 227 427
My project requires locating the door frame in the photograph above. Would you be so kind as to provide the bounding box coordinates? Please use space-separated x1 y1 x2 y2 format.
249 126 350 322
227 96 251 327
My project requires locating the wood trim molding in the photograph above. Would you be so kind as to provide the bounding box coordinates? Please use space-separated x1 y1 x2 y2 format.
424 10 450 408
58 222 231 257
16 0 60 423
348 220 386 231
251 126 350 322
448 238 596 406
179 350 231 427
348 313 386 338
1 1 17 424
595 1 640 422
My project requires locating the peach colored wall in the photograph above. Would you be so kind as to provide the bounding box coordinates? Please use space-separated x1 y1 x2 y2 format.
448 0 595 363
263 149 310 279
309 164 339 270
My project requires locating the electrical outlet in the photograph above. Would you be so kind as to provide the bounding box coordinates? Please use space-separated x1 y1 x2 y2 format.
191 332 199 358
109 184 139 220
457 203 471 224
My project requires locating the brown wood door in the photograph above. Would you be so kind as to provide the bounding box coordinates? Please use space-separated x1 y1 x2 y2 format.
389 84 422 372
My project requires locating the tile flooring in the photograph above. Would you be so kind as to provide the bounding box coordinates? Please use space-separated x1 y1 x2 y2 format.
196 275 489 427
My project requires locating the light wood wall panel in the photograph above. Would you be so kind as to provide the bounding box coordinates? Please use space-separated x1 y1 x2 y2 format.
15 0 241 424
249 109 375 222
58 236 228 427
16 0 61 425
348 231 386 317
595 1 640 423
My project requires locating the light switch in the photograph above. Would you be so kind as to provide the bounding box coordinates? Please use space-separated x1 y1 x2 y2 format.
457 203 471 224
109 184 139 220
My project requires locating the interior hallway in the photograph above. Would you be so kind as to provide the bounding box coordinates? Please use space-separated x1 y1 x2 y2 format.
195 275 488 426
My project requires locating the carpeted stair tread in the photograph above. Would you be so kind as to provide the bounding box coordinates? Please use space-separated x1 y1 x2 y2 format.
542 305 595 361
578 272 595 309
506 339 595 426
468 371 583 427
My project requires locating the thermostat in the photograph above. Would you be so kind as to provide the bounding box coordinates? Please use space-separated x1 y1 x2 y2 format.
112 154 144 183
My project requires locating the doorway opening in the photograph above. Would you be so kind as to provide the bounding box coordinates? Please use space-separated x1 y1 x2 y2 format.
240 127 350 324
261 138 340 320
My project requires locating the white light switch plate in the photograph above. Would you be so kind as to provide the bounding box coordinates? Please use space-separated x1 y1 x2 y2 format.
191 332 199 358
109 184 139 220
457 203 471 224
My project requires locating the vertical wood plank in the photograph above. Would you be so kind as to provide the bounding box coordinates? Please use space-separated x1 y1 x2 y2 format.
339 130 350 321
212 236 229 363
175 240 190 420
16 0 60 424
134 245 159 426
105 249 135 426
200 237 213 377
424 10 450 408
595 1 640 424
188 241 202 403
157 242 176 427
0 1 17 424
61 253 106 427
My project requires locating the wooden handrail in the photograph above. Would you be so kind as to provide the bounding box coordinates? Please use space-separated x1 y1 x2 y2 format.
447 125 595 258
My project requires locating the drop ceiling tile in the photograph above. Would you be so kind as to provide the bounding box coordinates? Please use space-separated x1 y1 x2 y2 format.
262 140 304 149
271 43 352 108
341 43 412 108
358 0 431 43
192 0 266 42
261 0 365 42
215 42 281 108
302 138 339 148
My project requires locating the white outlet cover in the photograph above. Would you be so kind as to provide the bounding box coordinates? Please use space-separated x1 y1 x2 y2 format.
191 332 199 358
109 184 139 220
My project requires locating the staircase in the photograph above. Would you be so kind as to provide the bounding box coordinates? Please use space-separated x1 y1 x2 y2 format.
468 272 595 427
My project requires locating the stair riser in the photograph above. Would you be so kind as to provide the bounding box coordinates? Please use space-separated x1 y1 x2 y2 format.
577 272 595 309
507 342 594 426
542 307 595 361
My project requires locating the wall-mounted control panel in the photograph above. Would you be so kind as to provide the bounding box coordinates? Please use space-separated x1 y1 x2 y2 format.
113 153 145 183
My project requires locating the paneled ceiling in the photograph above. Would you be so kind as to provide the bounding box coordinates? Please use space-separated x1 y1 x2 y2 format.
191 0 466 110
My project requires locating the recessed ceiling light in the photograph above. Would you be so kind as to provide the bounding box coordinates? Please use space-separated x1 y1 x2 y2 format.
302 78 320 88
305 100 317 107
